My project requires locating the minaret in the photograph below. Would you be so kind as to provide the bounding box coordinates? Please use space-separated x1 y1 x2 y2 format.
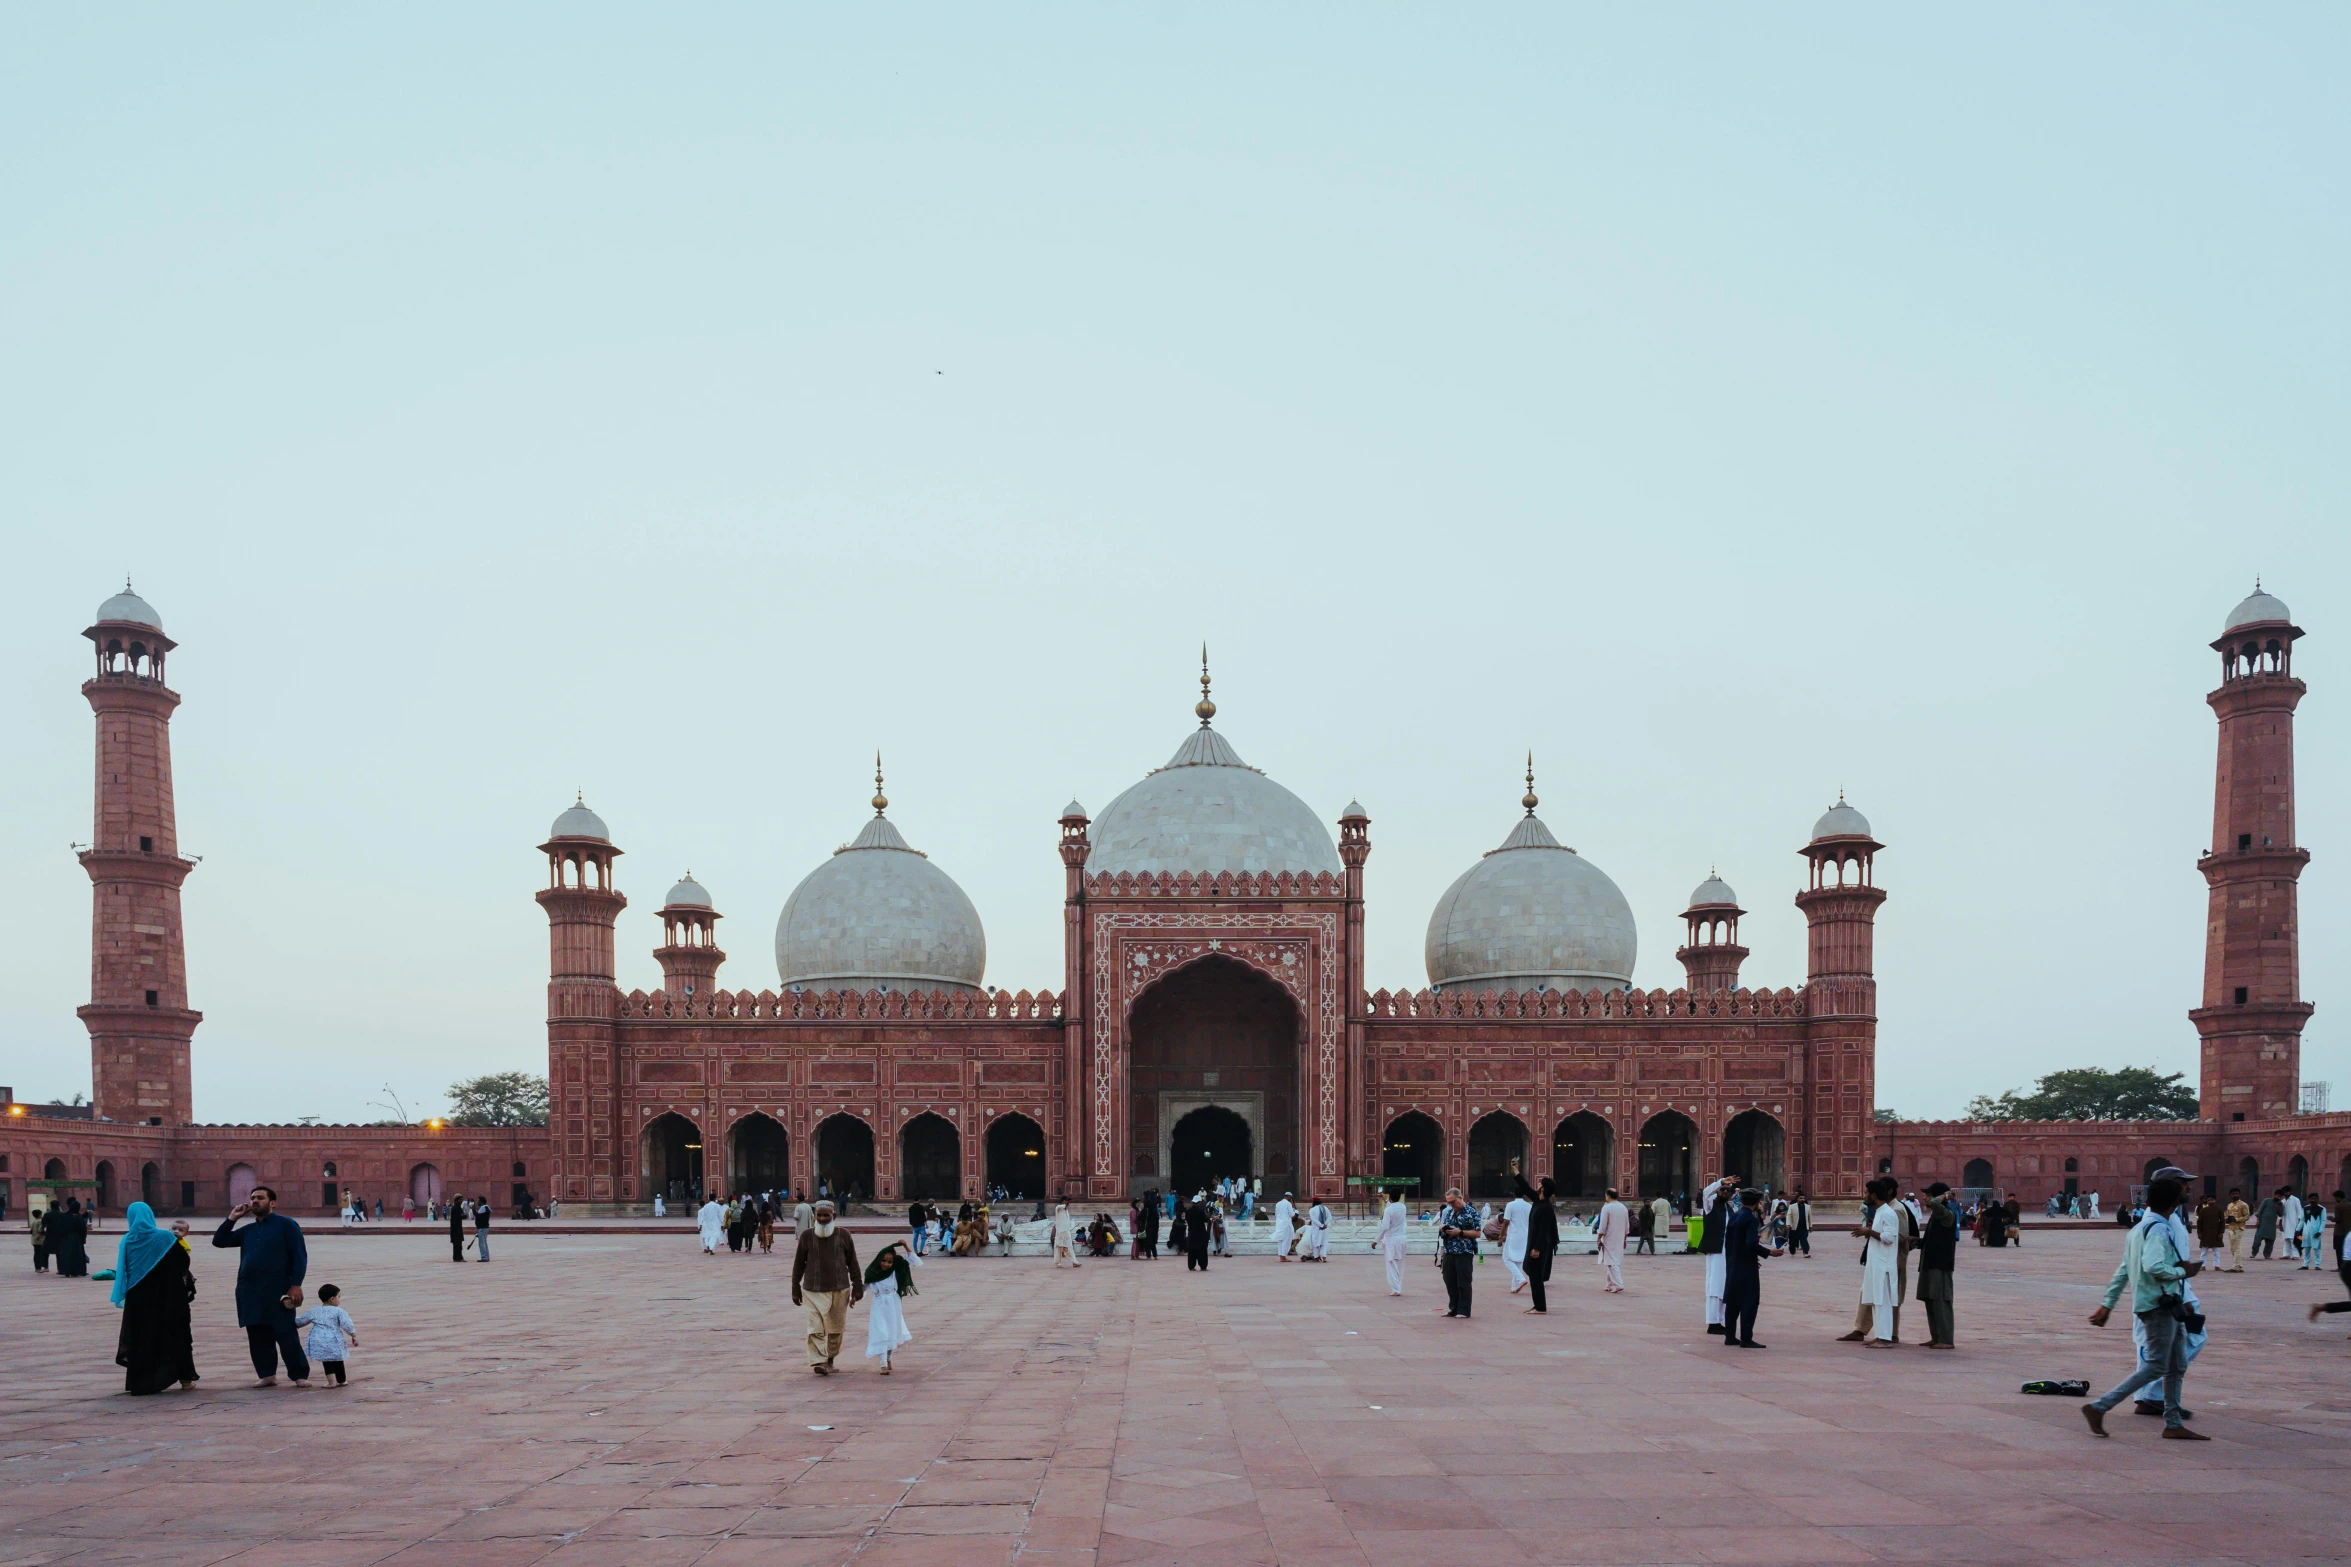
1675 869 1747 991
654 872 724 1000
1059 791 1090 1202
1796 795 1885 1198
2192 584 2312 1122
78 582 199 1125
1337 795 1371 1179
541 795 626 1209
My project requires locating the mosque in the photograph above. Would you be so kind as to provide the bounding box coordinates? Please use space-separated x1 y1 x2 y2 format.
4 585 2348 1220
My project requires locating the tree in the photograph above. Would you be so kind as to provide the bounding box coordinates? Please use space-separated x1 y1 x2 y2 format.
445 1072 549 1127
1872 1107 1901 1123
1963 1066 2198 1123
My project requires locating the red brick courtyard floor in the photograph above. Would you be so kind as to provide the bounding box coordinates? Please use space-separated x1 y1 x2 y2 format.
4 1228 2345 1567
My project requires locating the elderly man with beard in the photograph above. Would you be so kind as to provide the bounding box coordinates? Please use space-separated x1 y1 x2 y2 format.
791 1199 863 1375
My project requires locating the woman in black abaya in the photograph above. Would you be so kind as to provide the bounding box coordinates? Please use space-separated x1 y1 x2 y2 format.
112 1202 199 1394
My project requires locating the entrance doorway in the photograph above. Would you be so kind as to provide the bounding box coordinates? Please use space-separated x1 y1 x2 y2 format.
728 1113 789 1194
409 1163 443 1206
900 1114 962 1200
986 1113 1047 1199
1550 1112 1613 1198
641 1113 703 1204
1169 1105 1252 1198
1127 955 1299 1195
1721 1109 1786 1192
1636 1112 1696 1203
816 1114 875 1202
1467 1112 1528 1200
1382 1112 1443 1200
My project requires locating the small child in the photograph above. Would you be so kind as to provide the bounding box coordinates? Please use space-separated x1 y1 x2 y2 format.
296 1284 359 1386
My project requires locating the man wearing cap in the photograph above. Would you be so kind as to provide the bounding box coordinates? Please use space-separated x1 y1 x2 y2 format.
791 1199 863 1375
2123 1166 2207 1420
1915 1182 1959 1348
2083 1173 2207 1439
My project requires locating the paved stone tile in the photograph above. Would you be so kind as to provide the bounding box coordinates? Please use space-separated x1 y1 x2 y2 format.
5 1230 2349 1565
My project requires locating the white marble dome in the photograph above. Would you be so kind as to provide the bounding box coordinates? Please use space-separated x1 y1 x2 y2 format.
1086 725 1341 879
775 811 986 993
1424 811 1637 993
1811 799 1873 841
2224 587 2291 632
1687 874 1740 909
663 874 712 909
549 798 610 840
96 586 162 629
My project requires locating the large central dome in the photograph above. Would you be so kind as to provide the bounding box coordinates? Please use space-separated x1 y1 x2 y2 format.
1086 705 1340 880
1424 781 1636 993
775 782 986 994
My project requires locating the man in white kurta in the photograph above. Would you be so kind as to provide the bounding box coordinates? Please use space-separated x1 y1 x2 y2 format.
1272 1196 1297 1261
1305 1200 1332 1260
1050 1203 1081 1267
696 1196 726 1255
1501 1190 1533 1292
1374 1196 1409 1295
1698 1176 1731 1329
1593 1189 1631 1292
1862 1185 1904 1342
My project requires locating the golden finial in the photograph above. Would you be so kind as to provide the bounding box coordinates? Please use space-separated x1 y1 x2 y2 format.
1522 751 1538 816
575 789 585 806
1195 643 1216 727
872 751 888 816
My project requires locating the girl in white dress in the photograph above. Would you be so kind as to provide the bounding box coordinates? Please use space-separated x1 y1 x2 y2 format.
864 1242 920 1374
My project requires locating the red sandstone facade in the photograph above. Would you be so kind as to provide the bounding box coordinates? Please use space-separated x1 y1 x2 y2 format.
5 587 2349 1221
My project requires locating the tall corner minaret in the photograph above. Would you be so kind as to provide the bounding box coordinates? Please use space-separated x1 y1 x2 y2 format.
1675 869 1747 991
654 872 724 999
2192 583 2312 1122
77 581 199 1125
540 795 626 1209
1795 795 1885 1199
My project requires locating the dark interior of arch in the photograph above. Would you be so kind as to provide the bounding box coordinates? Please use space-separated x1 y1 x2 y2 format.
1127 954 1298 1195
900 1114 961 1201
1382 1111 1443 1200
816 1116 875 1202
1169 1104 1253 1197
728 1114 788 1194
1637 1112 1696 1202
643 1113 704 1204
986 1113 1047 1199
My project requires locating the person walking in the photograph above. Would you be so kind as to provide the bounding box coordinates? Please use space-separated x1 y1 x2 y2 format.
793 1191 814 1236
210 1186 310 1388
1719 1188 1782 1348
1183 1196 1212 1272
1590 1185 1628 1296
53 1199 91 1278
907 1200 930 1258
1374 1192 1409 1296
2223 1189 2250 1271
1138 1190 1161 1259
472 1196 492 1261
1514 1177 1559 1311
446 1197 465 1263
1050 1203 1081 1267
1272 1194 1297 1262
1304 1197 1332 1262
696 1193 725 1256
2082 1174 2206 1438
2193 1193 2225 1269
1786 1190 1812 1258
791 1199 862 1375
863 1241 919 1375
1500 1184 1533 1293
1631 1197 1655 1257
2300 1197 2328 1269
1916 1182 1959 1348
2252 1188 2282 1262
111 1200 198 1395
1435 1188 1479 1320
296 1284 358 1387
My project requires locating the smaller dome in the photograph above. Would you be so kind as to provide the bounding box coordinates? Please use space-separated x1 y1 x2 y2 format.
1687 874 1739 909
663 874 712 908
1812 798 1872 841
2224 586 2291 632
1340 799 1368 821
550 796 609 840
96 585 162 630
1061 798 1089 821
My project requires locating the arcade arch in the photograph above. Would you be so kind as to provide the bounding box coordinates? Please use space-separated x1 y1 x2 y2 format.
1382 1112 1443 1201
727 1113 789 1194
985 1113 1047 1199
641 1113 703 1205
900 1113 961 1201
1636 1112 1696 1203
1550 1111 1613 1198
816 1114 875 1202
1467 1112 1528 1200
1721 1109 1786 1192
1127 955 1299 1195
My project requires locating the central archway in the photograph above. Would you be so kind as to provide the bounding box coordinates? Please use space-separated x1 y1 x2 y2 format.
1382 1112 1443 1200
986 1113 1047 1199
727 1113 789 1195
900 1114 962 1201
1551 1112 1614 1198
815 1114 875 1202
1169 1105 1253 1198
1636 1112 1696 1203
1721 1109 1786 1192
641 1113 704 1204
1467 1112 1528 1200
1126 954 1300 1197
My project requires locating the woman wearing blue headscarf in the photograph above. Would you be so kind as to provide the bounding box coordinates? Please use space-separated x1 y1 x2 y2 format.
111 1202 199 1394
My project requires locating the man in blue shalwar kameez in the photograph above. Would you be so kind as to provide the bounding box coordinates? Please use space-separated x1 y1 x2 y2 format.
212 1185 311 1387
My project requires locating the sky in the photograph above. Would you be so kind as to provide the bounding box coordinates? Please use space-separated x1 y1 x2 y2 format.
2 7 2346 1126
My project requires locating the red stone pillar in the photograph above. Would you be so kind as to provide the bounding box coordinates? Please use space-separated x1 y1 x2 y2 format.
539 801 627 1211
1338 801 1371 1188
1795 799 1885 1202
1057 800 1091 1201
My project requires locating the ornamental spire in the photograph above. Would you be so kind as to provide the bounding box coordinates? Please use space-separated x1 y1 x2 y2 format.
1195 644 1216 727
872 752 888 817
1522 751 1538 816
